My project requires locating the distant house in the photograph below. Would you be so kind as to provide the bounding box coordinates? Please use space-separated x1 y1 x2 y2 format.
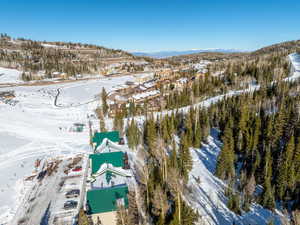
72 123 85 132
134 72 155 84
92 131 120 150
129 90 160 103
156 68 174 80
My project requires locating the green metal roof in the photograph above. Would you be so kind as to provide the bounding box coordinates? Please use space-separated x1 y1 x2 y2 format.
92 131 120 149
89 152 124 174
86 185 129 214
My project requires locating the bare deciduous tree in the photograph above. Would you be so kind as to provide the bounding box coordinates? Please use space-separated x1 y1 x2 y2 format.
168 168 184 224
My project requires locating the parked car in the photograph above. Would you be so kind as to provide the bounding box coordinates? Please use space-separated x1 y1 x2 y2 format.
64 200 78 210
72 166 82 172
65 189 80 198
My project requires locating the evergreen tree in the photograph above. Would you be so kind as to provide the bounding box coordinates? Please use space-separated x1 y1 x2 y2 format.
262 146 275 209
101 87 109 115
216 124 235 180
178 133 193 181
126 119 141 149
144 116 157 154
276 135 295 200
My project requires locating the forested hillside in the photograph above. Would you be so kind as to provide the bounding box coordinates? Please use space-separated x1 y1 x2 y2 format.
0 33 133 80
98 41 300 225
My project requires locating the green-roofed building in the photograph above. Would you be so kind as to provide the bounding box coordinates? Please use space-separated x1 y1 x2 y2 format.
92 131 120 149
86 185 129 214
86 137 130 225
89 152 124 174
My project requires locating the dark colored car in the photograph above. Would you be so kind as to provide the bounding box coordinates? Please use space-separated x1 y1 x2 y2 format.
65 189 80 198
64 200 78 210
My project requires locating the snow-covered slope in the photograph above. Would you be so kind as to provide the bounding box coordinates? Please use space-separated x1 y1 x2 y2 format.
0 76 134 224
186 129 282 225
285 53 300 82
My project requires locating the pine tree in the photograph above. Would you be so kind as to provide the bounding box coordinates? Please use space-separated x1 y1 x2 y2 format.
114 109 124 134
178 133 193 181
216 124 235 180
101 87 109 115
294 136 300 183
169 140 178 169
144 117 157 154
193 121 201 148
227 192 241 215
237 104 249 153
262 146 275 209
126 119 141 149
276 135 295 200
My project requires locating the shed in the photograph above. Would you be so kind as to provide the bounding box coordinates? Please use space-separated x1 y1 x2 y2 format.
73 123 85 132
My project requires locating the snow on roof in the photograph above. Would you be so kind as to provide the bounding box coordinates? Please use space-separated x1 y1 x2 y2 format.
143 81 156 88
41 43 59 48
131 90 160 100
176 77 188 83
89 152 124 174
138 85 147 91
94 163 132 178
96 138 125 153
115 95 127 102
135 72 155 79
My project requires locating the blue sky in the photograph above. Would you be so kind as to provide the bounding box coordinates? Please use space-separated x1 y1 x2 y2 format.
1 0 300 52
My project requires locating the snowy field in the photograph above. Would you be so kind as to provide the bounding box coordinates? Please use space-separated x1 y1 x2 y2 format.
56 75 134 106
0 75 134 224
0 67 23 84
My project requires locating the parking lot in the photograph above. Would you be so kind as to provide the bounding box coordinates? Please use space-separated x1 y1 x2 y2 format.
50 154 89 225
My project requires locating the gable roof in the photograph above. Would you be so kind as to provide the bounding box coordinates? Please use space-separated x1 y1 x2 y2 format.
89 152 124 174
95 138 125 153
91 163 132 181
86 185 129 214
92 131 120 149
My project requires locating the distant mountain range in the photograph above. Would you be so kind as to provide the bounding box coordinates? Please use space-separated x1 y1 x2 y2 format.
132 49 246 58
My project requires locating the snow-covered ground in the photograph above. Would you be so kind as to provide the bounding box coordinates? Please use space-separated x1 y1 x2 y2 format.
187 129 282 225
0 76 134 224
1 52 299 224
56 75 134 107
0 67 23 84
289 53 300 71
284 53 300 82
